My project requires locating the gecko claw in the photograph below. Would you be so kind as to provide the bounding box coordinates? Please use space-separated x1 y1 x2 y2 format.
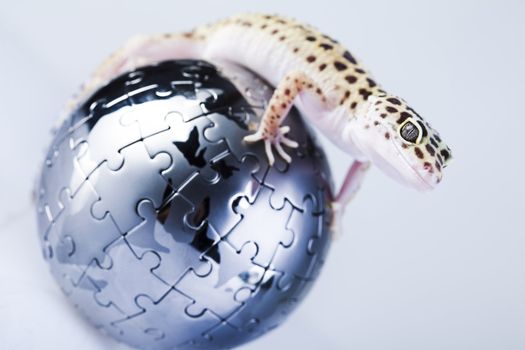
243 125 298 165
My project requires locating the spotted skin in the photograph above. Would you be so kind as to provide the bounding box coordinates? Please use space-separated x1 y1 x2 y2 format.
69 13 452 224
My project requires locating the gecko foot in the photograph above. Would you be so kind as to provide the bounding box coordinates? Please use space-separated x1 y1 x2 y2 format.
329 200 344 240
243 125 298 166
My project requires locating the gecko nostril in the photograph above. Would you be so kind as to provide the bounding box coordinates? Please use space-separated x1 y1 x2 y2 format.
423 162 433 173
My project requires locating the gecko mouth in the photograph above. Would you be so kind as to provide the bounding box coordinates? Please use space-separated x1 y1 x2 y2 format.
389 137 439 191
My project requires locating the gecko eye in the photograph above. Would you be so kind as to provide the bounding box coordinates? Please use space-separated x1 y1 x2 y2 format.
398 118 423 144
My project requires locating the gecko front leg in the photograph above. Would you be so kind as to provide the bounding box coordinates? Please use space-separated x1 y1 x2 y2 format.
244 70 325 165
331 160 371 236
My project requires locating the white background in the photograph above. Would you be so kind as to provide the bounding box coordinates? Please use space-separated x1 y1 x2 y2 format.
1 1 524 349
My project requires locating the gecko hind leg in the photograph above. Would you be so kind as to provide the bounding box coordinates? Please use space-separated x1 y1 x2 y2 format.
244 70 324 165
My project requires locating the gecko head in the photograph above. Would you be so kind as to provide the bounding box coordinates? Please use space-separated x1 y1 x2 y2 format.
350 93 452 191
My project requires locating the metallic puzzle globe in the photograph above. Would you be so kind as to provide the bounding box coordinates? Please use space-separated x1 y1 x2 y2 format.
35 60 334 349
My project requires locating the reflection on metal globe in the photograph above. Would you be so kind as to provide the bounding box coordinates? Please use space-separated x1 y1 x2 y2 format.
35 59 334 349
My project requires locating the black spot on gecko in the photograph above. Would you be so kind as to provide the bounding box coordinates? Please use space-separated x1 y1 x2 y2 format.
387 97 401 105
319 43 333 50
355 68 366 74
333 61 348 71
271 29 279 35
319 63 327 71
430 137 439 148
386 106 398 113
397 111 411 124
366 78 377 88
351 102 358 109
306 55 316 63
345 75 357 84
414 147 424 159
385 132 390 139
425 144 436 156
343 51 357 64
440 149 451 161
306 35 316 41
359 88 371 100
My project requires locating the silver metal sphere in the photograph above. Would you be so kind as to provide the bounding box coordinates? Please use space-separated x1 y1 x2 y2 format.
35 59 334 349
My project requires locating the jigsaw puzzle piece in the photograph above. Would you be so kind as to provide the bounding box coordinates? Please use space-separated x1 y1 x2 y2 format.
142 110 228 186
226 185 293 267
88 142 172 233
180 60 216 84
202 111 269 170
224 268 308 335
174 252 261 320
41 184 119 288
123 60 217 106
264 150 326 212
44 226 90 291
85 239 169 316
45 97 106 167
60 271 127 335
177 152 264 236
120 96 207 139
111 290 222 350
195 87 223 114
73 104 142 173
212 241 264 288
37 135 90 230
50 183 122 271
125 199 214 286
270 196 330 288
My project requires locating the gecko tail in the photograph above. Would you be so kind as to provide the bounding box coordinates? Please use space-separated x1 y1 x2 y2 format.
97 33 206 83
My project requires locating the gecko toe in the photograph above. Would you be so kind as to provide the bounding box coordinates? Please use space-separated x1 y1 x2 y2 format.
281 136 299 148
274 142 292 163
264 139 275 166
243 132 263 143
279 125 291 134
